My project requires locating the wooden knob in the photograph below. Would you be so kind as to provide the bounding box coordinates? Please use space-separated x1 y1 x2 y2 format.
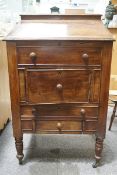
56 83 62 90
80 109 86 121
82 53 89 64
29 52 37 58
29 52 37 63
82 53 89 59
57 122 62 130
80 109 85 115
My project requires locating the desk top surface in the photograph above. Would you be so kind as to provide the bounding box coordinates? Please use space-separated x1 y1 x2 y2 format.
5 19 114 41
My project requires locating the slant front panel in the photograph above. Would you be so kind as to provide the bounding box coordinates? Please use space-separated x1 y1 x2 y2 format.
18 69 101 103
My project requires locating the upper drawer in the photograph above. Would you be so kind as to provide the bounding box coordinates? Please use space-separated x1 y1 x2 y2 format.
17 47 102 65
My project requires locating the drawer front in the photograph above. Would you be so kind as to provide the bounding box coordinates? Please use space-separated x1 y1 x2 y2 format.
17 47 101 65
36 120 82 132
20 105 99 119
21 119 97 134
21 119 82 133
21 105 98 133
18 69 101 103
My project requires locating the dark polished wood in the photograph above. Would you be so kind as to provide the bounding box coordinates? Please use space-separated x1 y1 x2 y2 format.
93 137 103 168
17 46 102 65
20 14 102 21
5 15 113 167
15 137 24 164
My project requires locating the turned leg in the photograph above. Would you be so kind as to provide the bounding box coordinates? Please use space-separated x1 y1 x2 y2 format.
15 137 24 164
93 137 103 168
108 103 117 131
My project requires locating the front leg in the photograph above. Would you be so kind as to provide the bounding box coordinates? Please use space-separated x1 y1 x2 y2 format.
93 137 103 168
15 137 24 164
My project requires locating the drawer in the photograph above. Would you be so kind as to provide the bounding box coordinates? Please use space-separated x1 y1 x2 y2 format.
36 120 82 132
20 105 99 119
21 118 97 134
19 69 100 103
17 47 101 65
21 119 82 133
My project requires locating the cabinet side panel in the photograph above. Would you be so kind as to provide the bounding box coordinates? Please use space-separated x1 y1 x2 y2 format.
97 42 113 138
6 42 22 137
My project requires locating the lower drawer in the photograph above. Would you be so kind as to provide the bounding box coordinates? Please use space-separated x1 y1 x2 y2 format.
21 118 97 134
20 104 99 118
36 120 82 133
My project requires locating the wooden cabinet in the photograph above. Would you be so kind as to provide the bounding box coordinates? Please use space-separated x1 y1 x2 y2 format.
5 15 113 167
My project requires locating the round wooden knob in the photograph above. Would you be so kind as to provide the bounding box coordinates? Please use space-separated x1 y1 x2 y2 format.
29 52 37 58
80 109 86 121
80 109 85 115
56 83 63 90
57 122 62 130
82 53 89 59
82 53 89 65
29 52 37 63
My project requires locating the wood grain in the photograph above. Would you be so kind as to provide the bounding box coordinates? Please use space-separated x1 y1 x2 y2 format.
4 19 113 41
